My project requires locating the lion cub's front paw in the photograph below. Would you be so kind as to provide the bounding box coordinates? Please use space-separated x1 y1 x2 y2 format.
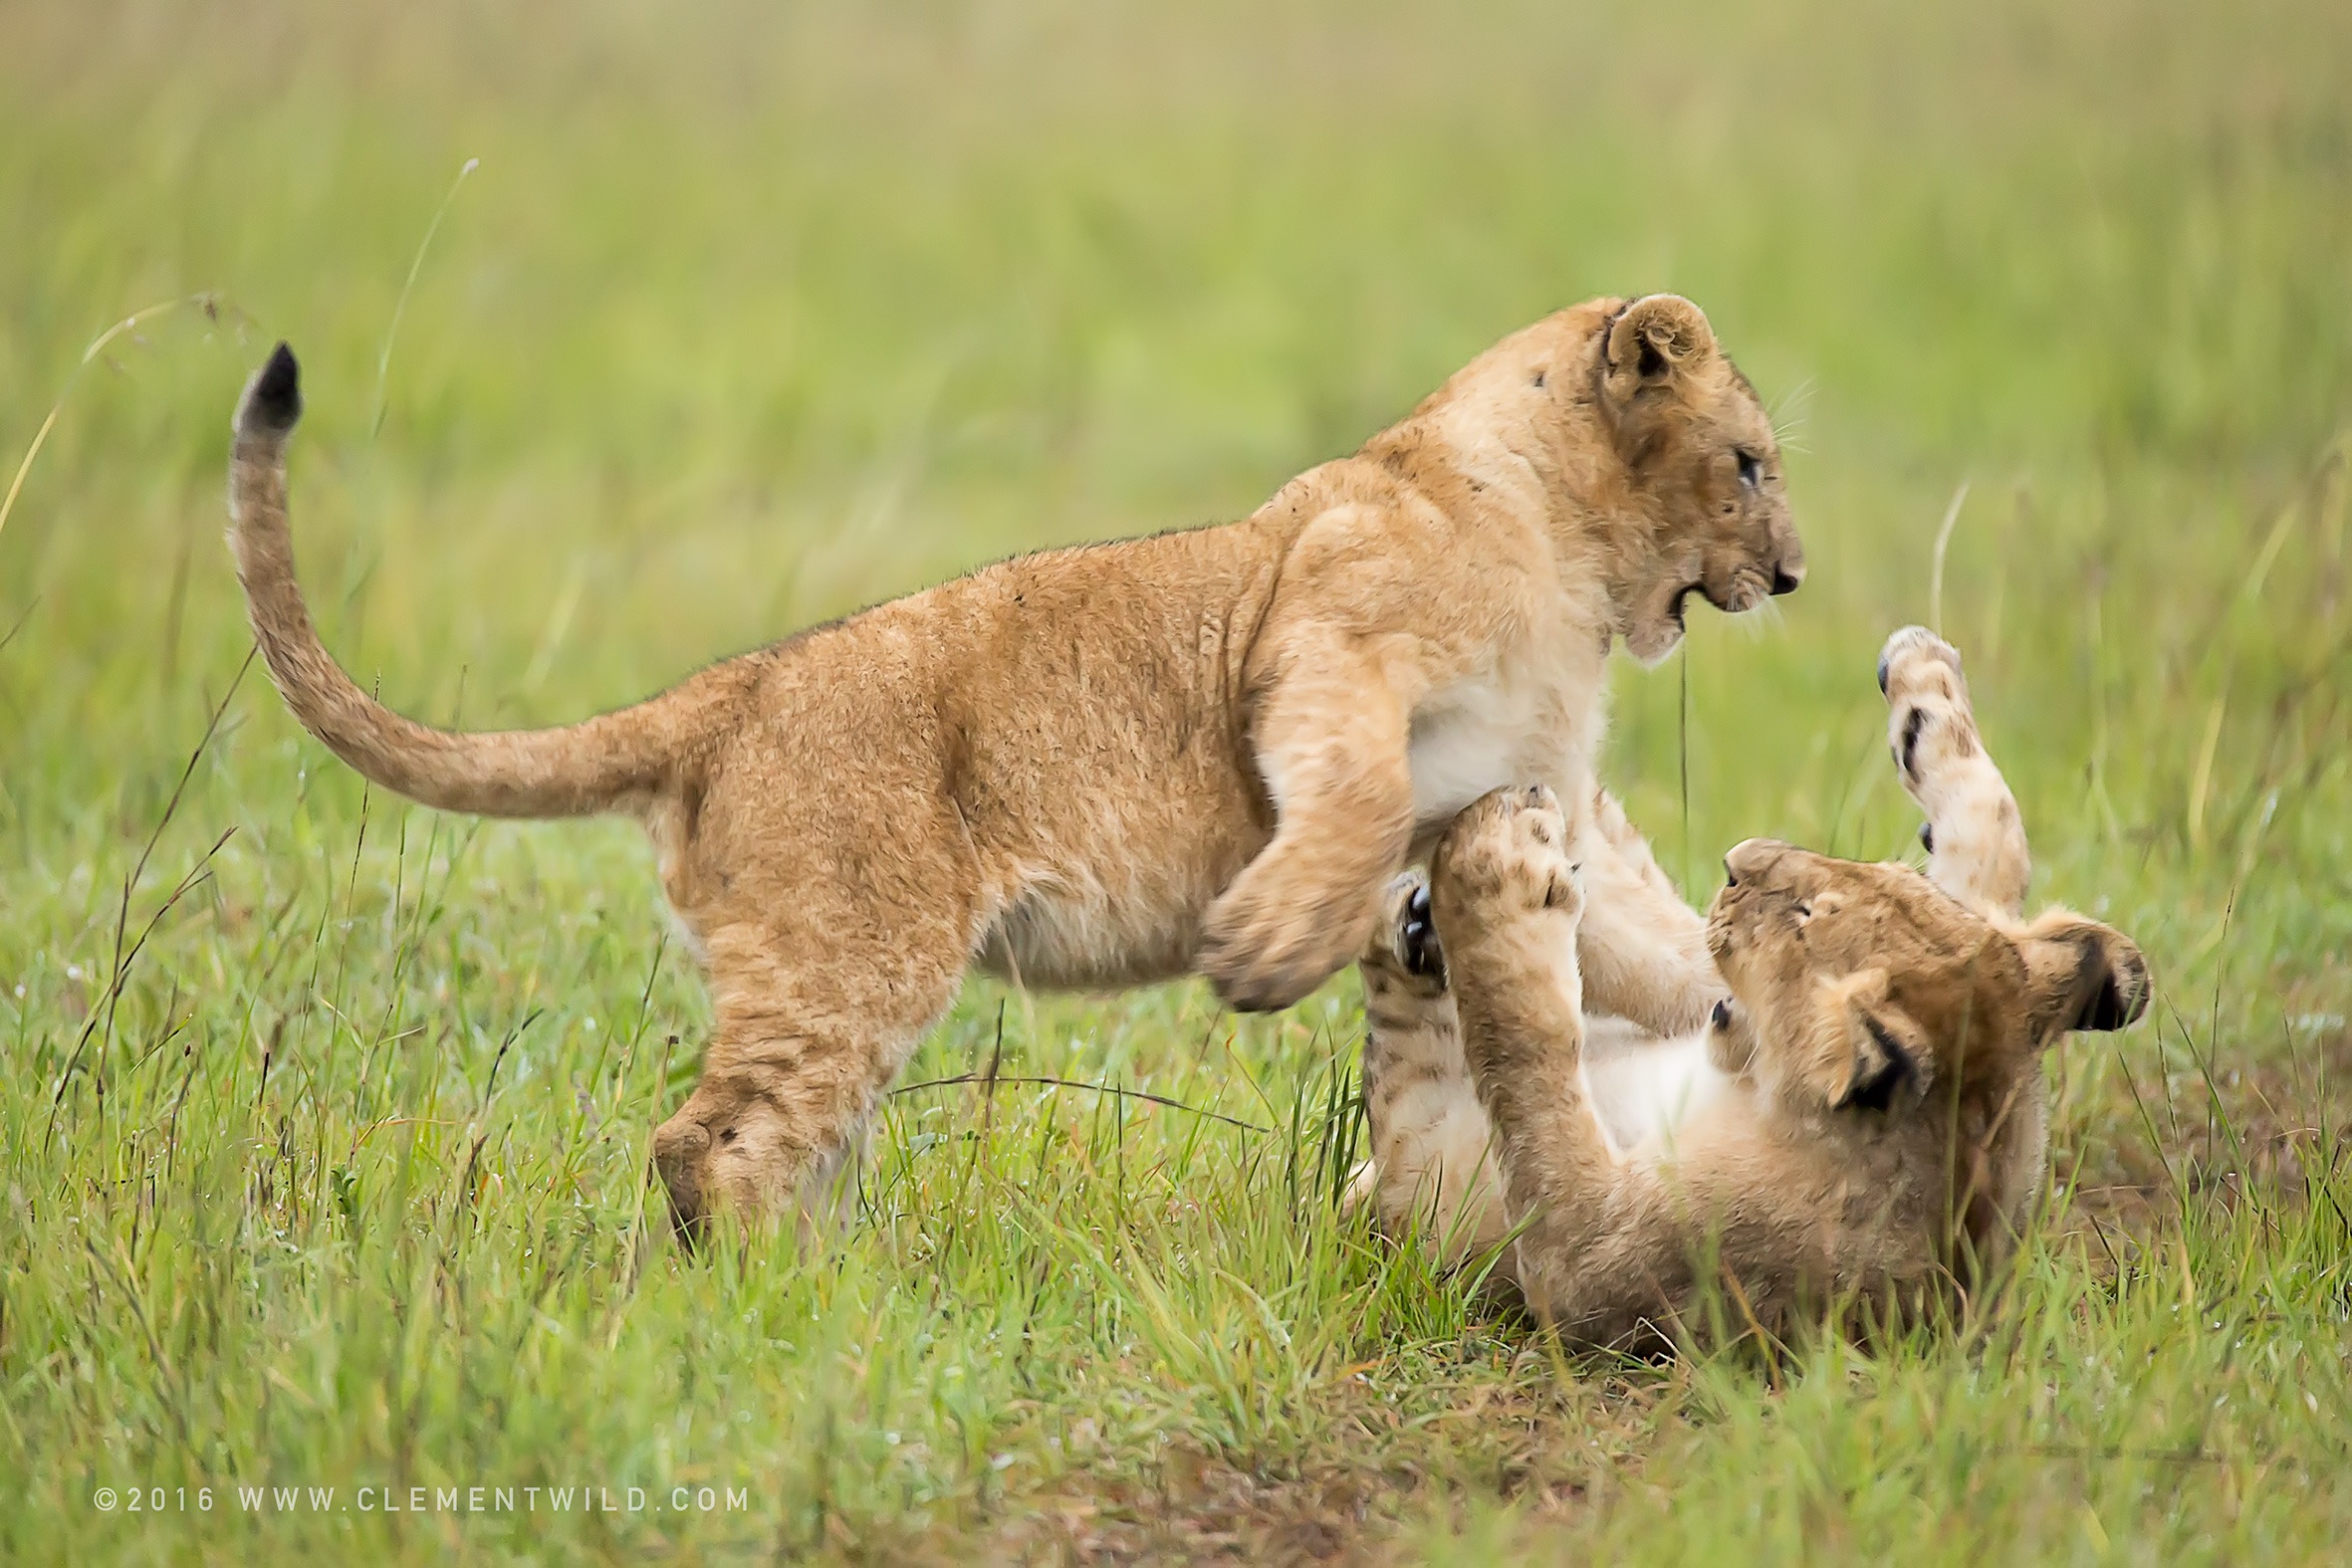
1200 927 1325 1013
1876 624 1964 703
1431 785 1582 935
1875 623 2031 915
1200 873 1371 1013
1877 625 1975 795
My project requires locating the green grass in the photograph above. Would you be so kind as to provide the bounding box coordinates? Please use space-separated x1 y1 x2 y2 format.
5 0 2350 1559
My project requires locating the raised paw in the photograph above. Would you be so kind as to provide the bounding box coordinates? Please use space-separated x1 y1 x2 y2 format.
1201 866 1379 1013
1874 626 2029 915
1360 870 1448 997
1877 626 1974 782
1201 925 1338 1013
1431 784 1582 931
1877 624 1963 700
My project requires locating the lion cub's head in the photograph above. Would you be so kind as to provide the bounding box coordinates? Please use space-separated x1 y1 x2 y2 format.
1424 295 1803 664
1703 838 2149 1117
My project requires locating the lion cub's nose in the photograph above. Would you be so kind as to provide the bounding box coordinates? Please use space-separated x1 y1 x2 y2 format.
1723 837 1787 888
1770 562 1803 596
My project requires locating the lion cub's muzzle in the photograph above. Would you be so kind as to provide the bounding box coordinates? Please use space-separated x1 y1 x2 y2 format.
1704 836 1807 968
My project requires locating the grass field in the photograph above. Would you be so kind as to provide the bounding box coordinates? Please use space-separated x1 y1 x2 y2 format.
5 0 2351 1559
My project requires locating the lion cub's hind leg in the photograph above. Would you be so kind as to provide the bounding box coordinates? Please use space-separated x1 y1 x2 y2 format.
1879 626 2029 918
651 855 980 1245
1354 872 1508 1264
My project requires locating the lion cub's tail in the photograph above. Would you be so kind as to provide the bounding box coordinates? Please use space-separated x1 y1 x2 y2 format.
227 343 717 819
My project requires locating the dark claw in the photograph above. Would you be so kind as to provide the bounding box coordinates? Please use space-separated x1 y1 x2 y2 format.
1400 883 1444 982
1876 649 1891 696
1919 821 1935 854
1711 998 1733 1031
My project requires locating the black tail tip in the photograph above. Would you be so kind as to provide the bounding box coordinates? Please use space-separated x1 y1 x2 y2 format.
238 342 303 436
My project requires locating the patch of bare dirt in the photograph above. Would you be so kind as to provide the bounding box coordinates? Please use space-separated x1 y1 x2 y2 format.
926 1367 1659 1566
2056 1022 2352 1268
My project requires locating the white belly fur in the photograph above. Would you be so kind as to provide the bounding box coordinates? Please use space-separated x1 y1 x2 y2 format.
1581 1021 1735 1158
1365 1014 1735 1265
1406 622 1605 828
1408 677 1541 825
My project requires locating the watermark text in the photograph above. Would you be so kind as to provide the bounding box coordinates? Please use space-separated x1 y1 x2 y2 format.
92 1482 749 1515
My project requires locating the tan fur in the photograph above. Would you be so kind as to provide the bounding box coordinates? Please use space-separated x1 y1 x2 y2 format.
221 295 1800 1236
1357 629 2150 1347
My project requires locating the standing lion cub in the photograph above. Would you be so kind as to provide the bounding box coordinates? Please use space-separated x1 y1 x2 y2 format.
224 295 1801 1235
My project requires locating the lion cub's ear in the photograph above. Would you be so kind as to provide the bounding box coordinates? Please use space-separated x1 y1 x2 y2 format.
2014 912 2151 1039
1602 294 1718 405
1775 967 1930 1113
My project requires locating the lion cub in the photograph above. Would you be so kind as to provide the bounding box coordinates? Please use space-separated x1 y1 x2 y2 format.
1358 628 2149 1345
225 295 1801 1235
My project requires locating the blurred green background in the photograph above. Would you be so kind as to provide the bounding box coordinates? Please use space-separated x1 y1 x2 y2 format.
7 1 2350 891
4 1 2349 1559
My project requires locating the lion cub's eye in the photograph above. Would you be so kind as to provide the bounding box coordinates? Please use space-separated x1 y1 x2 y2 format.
1737 449 1764 489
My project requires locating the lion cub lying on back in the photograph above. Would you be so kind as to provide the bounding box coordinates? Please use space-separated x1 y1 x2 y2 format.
1357 628 2149 1344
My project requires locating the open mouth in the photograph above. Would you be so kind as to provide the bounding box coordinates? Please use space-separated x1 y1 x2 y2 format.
1669 579 1757 630
1669 581 1731 630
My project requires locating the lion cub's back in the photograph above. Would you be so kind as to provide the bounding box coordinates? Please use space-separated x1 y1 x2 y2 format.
702 519 1292 987
950 523 1297 985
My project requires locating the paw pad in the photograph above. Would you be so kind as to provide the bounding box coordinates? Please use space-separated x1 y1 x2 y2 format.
1877 625 1964 702
1434 785 1580 918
